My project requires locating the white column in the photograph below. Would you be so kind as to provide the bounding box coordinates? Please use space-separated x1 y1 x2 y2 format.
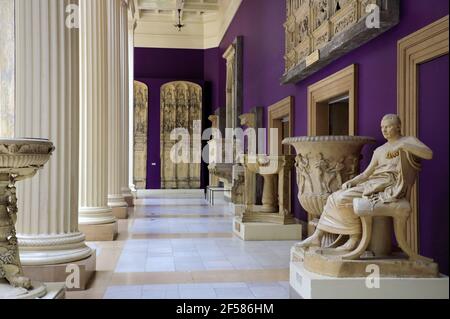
107 0 128 217
120 0 133 200
78 0 117 230
15 0 92 265
128 18 136 193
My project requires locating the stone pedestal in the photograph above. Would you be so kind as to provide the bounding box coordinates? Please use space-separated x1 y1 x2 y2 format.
290 261 449 299
22 253 96 291
111 206 129 219
233 218 302 241
0 280 65 299
79 222 118 242
240 155 296 225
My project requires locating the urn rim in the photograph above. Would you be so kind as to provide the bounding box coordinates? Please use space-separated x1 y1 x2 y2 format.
282 135 376 145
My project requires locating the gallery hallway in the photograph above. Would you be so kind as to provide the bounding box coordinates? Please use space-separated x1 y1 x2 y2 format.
67 195 294 299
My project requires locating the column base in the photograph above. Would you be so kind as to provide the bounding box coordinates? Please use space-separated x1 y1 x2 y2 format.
79 221 118 241
124 195 134 207
233 218 302 241
0 280 65 299
22 253 96 291
289 261 449 299
112 206 128 219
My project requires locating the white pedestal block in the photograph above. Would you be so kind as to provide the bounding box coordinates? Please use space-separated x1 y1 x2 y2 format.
0 280 65 299
290 261 449 299
233 218 302 241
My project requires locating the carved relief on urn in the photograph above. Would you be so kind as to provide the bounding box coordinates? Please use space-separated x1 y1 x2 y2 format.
283 136 375 237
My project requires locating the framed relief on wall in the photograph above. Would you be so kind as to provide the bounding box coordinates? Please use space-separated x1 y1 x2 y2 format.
282 0 400 84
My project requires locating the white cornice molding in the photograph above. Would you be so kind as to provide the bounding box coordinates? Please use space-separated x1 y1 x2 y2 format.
209 0 242 48
134 0 243 49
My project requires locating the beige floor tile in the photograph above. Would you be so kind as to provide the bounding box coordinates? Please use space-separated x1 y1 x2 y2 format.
69 196 293 299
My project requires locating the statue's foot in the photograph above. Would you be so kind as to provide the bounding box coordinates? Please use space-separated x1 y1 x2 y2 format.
295 234 321 249
335 235 360 251
7 275 32 289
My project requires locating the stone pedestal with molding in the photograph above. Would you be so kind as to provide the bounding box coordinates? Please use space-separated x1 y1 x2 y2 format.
290 261 449 299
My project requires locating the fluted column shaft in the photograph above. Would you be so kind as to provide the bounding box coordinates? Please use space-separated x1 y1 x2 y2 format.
79 0 116 225
128 18 136 193
120 0 132 197
107 0 127 209
14 0 92 265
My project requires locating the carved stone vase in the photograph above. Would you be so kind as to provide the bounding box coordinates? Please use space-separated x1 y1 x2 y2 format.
0 138 54 298
241 154 296 224
283 136 375 244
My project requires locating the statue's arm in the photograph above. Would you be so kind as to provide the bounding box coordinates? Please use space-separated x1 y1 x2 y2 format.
396 137 433 160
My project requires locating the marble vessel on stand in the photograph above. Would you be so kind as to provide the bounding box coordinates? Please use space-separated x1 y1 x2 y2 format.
234 154 302 241
0 138 64 299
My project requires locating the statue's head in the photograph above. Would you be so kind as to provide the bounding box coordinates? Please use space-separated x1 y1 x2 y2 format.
381 114 402 141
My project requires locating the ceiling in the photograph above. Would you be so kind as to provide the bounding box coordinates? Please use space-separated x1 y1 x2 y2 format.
132 0 243 49
137 0 220 21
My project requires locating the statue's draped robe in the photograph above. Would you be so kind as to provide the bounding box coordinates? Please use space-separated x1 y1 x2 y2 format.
317 136 430 235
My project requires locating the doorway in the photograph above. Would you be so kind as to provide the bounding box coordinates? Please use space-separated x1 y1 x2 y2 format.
268 97 294 212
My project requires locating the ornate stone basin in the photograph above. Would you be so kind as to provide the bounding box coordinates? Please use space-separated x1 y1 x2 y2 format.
0 138 54 293
241 154 295 176
241 154 295 217
282 136 375 221
0 138 54 179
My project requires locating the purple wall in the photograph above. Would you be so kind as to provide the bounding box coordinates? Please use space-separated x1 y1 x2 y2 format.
418 55 449 275
135 48 204 79
204 48 222 110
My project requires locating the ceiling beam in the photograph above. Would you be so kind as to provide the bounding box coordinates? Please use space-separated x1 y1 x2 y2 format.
138 2 219 13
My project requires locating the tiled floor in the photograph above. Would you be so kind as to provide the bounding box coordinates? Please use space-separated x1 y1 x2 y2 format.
67 195 294 299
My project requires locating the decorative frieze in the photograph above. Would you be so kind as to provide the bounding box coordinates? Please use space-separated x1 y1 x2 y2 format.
282 0 400 84
133 81 148 190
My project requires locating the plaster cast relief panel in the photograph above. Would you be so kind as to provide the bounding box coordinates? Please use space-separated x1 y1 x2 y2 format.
223 36 243 130
160 81 202 189
133 81 148 189
282 0 399 84
0 0 15 138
